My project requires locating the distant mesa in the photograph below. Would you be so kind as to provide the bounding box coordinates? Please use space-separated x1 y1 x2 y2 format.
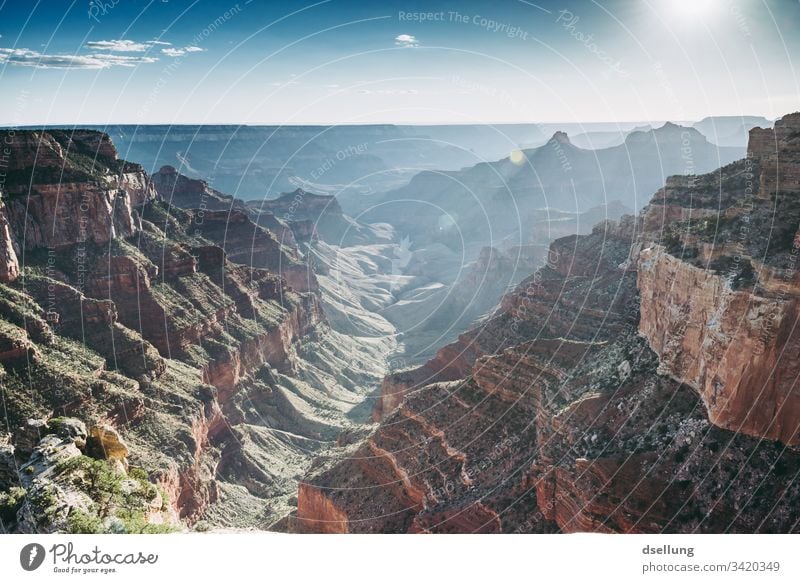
150 165 245 211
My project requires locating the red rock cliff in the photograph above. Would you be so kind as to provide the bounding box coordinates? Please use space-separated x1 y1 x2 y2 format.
637 111 800 445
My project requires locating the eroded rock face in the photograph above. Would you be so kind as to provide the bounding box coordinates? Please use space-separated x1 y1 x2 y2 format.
637 111 800 445
375 222 638 421
637 246 800 444
87 425 130 460
259 188 383 246
150 165 243 211
748 112 800 199
298 175 800 533
0 130 330 531
1 130 157 250
187 208 317 293
0 199 19 283
298 223 640 533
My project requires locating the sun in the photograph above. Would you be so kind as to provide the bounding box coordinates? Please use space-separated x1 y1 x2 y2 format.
670 0 719 19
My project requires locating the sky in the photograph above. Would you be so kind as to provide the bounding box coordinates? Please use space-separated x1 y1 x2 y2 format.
0 0 798 125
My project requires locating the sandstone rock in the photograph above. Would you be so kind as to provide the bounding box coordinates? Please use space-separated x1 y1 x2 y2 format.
0 129 156 251
300 197 800 533
638 246 800 444
13 419 49 458
48 418 88 449
636 112 800 445
0 198 19 283
748 112 800 198
87 425 129 461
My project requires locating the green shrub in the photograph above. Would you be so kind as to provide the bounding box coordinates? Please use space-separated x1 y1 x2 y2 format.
66 508 104 534
55 456 174 534
0 486 26 530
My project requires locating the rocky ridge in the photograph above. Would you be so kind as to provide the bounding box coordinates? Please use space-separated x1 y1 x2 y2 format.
295 112 800 533
0 130 389 532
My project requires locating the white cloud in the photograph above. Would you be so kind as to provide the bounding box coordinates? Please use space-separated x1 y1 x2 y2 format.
394 34 420 48
85 39 155 52
161 48 185 57
161 46 205 57
0 48 158 69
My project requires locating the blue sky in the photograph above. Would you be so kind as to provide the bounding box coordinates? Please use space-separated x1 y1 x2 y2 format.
0 0 798 124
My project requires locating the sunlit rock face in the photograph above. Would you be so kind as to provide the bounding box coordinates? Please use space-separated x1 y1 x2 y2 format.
637 111 800 445
0 130 385 532
296 114 800 534
0 198 19 283
0 130 157 251
748 112 800 200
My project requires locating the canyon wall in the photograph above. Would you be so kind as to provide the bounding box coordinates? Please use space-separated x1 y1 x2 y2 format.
637 112 800 445
0 130 332 532
296 113 800 534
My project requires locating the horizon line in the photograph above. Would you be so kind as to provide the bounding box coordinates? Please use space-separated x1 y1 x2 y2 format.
0 115 777 129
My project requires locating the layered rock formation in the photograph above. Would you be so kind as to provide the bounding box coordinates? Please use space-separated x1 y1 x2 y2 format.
638 112 800 445
296 113 800 534
150 166 317 292
0 198 19 283
0 130 343 532
0 130 157 251
257 189 387 246
749 112 800 199
4 112 799 535
150 165 244 211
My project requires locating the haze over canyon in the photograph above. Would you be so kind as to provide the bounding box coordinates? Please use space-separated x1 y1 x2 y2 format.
1 110 799 534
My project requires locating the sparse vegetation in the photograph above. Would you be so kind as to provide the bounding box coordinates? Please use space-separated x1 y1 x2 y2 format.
56 456 175 534
0 487 26 531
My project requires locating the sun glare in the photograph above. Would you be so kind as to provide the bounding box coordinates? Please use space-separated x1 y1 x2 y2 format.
670 0 719 19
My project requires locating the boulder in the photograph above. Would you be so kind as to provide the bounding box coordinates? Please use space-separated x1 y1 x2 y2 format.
86 425 129 461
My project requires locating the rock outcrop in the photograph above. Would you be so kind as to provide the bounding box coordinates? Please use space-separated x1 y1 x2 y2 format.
0 130 330 533
87 425 130 461
258 188 385 246
748 112 800 199
150 165 244 211
0 130 157 250
296 113 800 534
3 417 176 534
637 111 800 445
0 198 19 283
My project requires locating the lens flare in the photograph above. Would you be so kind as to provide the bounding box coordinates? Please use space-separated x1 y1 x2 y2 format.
509 149 526 165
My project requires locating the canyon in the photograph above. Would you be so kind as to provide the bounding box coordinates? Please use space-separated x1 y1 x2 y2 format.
1 112 798 534
295 112 800 533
